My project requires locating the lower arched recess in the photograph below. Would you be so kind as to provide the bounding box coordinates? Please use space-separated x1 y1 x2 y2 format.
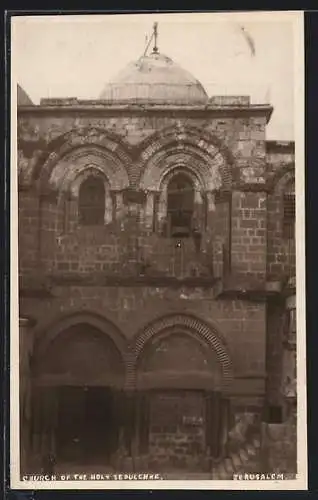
133 328 233 473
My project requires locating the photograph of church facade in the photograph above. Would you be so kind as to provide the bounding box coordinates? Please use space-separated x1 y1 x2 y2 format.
17 23 297 479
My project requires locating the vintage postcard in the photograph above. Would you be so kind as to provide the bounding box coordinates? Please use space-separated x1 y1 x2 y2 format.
10 11 306 490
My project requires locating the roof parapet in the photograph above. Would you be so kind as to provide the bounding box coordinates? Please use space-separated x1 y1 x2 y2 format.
209 95 250 106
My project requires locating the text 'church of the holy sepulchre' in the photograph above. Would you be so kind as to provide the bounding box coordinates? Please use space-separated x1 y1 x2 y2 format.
17 24 297 478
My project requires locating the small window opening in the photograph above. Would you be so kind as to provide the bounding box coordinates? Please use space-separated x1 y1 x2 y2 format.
79 177 105 226
167 173 194 238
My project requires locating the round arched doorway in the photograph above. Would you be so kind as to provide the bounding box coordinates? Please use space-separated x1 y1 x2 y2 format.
133 319 232 473
31 321 126 469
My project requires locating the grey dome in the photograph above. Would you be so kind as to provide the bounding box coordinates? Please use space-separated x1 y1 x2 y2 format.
99 51 208 105
17 84 33 106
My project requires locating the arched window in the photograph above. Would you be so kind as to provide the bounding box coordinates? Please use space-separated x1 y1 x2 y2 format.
283 180 295 239
167 173 194 237
79 176 105 226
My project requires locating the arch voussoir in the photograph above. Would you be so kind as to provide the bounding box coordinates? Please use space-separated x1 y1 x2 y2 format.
131 314 233 392
35 127 132 193
137 125 233 193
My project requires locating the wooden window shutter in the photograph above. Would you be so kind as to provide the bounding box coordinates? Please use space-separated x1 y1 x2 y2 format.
79 176 105 226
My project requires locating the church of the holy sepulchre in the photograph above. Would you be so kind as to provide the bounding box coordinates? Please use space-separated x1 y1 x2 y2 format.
17 24 297 478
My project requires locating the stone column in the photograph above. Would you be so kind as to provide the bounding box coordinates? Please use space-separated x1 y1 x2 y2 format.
104 189 113 225
145 191 155 231
193 188 203 233
206 191 216 229
19 317 35 475
157 189 168 235
114 191 125 226
68 196 78 233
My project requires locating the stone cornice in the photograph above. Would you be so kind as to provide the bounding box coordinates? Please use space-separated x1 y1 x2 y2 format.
18 103 273 122
47 273 222 289
266 140 295 153
215 276 286 301
19 273 295 302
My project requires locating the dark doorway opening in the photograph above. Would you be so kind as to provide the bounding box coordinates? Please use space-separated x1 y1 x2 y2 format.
56 386 118 465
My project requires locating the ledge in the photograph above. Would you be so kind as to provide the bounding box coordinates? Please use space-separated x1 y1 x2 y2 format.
215 276 284 301
19 275 54 298
19 287 53 298
266 140 295 154
19 273 294 298
18 103 273 121
47 273 222 288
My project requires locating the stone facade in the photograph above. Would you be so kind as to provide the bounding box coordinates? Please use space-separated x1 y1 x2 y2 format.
17 81 296 476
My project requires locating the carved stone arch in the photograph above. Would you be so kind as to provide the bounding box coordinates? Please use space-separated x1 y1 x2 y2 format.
46 145 130 195
160 165 202 192
275 171 295 195
130 313 233 392
31 312 130 395
268 165 295 194
138 123 235 166
136 124 233 191
50 146 128 197
66 165 111 200
33 127 132 192
33 311 128 364
140 147 219 192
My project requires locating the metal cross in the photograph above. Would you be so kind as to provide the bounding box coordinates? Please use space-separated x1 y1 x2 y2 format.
153 22 158 53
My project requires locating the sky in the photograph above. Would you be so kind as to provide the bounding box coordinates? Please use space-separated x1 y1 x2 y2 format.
12 12 302 140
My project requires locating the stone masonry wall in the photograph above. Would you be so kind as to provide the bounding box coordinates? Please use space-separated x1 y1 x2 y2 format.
17 110 269 283
231 191 267 279
20 288 266 381
17 109 296 473
17 109 284 400
148 391 205 471
18 113 266 151
267 189 296 280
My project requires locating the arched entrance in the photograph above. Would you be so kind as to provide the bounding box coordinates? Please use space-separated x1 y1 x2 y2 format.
31 320 125 469
133 316 233 473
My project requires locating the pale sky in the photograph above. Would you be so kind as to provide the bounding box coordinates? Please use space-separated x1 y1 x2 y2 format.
12 12 302 140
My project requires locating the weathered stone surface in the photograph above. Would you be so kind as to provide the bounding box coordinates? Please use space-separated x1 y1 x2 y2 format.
18 92 296 474
261 420 297 474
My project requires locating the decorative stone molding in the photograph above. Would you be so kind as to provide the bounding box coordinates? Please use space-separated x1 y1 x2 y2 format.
33 311 128 365
140 148 223 192
137 125 233 191
50 146 130 195
32 127 132 190
132 314 233 392
267 165 295 194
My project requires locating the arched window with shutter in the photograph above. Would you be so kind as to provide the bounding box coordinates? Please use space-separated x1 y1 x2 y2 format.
78 176 105 226
167 173 194 237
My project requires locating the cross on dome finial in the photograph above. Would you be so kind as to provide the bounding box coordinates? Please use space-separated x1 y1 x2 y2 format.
152 22 159 54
